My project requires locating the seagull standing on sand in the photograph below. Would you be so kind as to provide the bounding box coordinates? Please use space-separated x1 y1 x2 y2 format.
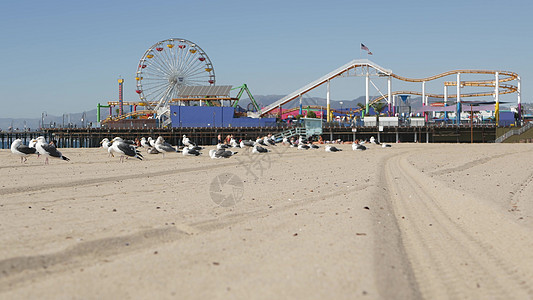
325 145 342 152
182 134 195 147
382 143 392 148
140 137 150 148
110 137 143 162
148 137 156 148
297 144 310 150
35 136 70 164
11 139 37 163
100 138 114 157
230 138 240 148
155 136 178 157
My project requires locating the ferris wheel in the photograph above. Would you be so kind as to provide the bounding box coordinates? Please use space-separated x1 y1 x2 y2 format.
135 38 215 111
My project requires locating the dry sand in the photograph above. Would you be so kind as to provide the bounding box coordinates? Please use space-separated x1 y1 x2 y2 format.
1 143 532 299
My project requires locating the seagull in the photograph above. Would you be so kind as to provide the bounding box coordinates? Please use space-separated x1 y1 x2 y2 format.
325 145 342 152
182 134 195 147
183 147 201 156
35 136 70 164
11 139 37 163
188 144 204 151
217 143 230 150
209 149 238 159
140 137 150 148
382 143 392 148
264 136 276 146
155 136 178 157
256 138 266 146
240 140 255 151
110 137 143 162
352 142 367 151
310 144 319 149
252 145 270 153
230 138 240 148
147 147 160 154
148 137 156 148
297 144 310 150
282 137 289 145
100 138 114 157
28 139 37 149
370 136 380 145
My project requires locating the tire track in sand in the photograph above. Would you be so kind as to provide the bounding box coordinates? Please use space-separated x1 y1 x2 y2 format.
385 151 533 299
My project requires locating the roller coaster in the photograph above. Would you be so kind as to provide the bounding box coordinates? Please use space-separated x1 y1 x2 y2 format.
254 59 521 122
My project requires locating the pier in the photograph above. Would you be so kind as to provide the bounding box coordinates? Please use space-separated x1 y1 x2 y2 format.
0 124 500 149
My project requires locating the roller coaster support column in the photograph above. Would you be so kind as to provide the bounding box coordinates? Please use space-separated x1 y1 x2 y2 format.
327 80 331 122
444 85 448 120
299 94 303 116
97 103 110 123
422 81 427 121
365 70 369 114
392 95 396 115
387 76 392 116
456 72 461 126
495 72 500 124
518 76 522 124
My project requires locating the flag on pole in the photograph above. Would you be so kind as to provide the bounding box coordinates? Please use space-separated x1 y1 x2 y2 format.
361 43 372 55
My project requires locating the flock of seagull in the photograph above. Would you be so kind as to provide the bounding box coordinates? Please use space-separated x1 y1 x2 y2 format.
10 134 391 164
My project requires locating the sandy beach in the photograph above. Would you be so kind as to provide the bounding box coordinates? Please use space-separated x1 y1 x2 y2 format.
1 142 533 299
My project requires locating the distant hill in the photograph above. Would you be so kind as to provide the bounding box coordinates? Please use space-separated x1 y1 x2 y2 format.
0 109 101 131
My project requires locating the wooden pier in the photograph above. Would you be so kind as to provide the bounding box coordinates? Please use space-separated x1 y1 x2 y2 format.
0 124 499 149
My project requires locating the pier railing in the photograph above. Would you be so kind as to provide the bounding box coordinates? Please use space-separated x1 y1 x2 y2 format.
494 122 533 143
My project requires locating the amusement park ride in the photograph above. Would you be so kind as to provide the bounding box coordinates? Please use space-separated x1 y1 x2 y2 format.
99 38 522 127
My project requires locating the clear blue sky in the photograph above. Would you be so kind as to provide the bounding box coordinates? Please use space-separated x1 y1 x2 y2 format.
1 0 531 118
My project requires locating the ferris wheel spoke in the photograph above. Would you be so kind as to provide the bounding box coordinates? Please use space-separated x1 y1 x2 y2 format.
145 85 170 105
181 60 205 77
177 44 194 74
142 82 170 93
183 68 208 79
149 55 174 77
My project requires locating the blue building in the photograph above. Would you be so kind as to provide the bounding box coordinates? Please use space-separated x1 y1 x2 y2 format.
170 106 276 128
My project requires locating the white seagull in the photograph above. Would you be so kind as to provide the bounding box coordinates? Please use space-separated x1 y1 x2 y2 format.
182 134 194 147
110 137 143 162
182 147 201 156
325 145 342 152
100 138 114 157
252 145 270 153
155 136 178 157
209 149 238 159
148 137 156 148
35 136 70 164
11 139 37 163
352 142 367 151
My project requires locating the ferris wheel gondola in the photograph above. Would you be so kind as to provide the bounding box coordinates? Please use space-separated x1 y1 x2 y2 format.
135 38 215 112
